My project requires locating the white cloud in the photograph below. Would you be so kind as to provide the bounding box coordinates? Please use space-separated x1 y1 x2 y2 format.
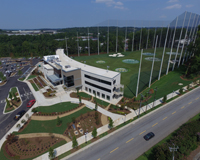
186 4 194 8
95 0 125 9
165 4 182 9
167 0 178 3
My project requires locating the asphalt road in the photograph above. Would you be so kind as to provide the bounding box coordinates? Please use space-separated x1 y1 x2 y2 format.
0 59 39 140
67 87 200 160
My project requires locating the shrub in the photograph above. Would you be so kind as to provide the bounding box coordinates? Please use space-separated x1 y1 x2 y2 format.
179 88 183 95
162 95 167 103
21 119 26 124
48 147 55 160
72 117 76 123
72 136 78 149
56 116 62 126
109 118 114 129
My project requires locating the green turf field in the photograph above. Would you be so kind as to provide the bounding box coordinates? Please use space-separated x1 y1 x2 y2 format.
74 48 182 98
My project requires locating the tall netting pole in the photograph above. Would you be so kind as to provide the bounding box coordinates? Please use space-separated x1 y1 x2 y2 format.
65 37 68 56
172 11 187 71
158 25 170 80
146 26 150 49
124 25 127 52
181 12 192 66
77 32 79 56
186 13 196 61
168 28 173 48
116 21 118 53
152 28 156 48
98 26 99 55
132 27 135 52
136 49 143 97
166 16 178 75
149 35 158 87
159 24 163 48
88 27 90 56
107 20 109 54
139 26 143 50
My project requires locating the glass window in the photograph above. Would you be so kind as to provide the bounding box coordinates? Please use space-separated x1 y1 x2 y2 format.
106 95 110 101
89 88 91 93
93 90 96 95
113 80 116 84
97 92 100 97
85 81 111 93
85 74 111 85
64 75 74 87
85 87 88 91
102 94 105 99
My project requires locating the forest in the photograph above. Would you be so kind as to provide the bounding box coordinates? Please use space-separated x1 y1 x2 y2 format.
0 27 186 58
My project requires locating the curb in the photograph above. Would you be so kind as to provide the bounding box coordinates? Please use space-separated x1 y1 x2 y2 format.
62 85 200 160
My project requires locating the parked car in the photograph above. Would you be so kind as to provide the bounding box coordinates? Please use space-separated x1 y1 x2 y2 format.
0 79 2 83
143 132 155 141
27 99 36 108
14 110 26 121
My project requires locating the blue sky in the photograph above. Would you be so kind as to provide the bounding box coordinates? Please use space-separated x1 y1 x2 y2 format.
0 0 199 29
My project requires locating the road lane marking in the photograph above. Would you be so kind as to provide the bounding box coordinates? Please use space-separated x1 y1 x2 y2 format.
97 159 100 160
195 98 199 100
172 111 176 114
152 123 158 127
163 117 167 120
110 147 119 153
139 130 146 135
181 106 185 109
126 138 134 143
188 102 192 104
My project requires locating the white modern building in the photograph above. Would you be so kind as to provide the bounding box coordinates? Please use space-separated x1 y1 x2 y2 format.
43 49 124 103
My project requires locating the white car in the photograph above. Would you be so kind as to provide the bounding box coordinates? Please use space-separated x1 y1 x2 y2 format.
0 80 2 83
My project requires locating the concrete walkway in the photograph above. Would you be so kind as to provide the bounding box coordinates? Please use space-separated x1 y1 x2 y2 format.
31 105 86 121
17 133 71 142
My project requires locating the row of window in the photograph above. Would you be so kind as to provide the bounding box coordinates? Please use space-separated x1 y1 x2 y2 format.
85 81 111 93
85 87 110 101
85 74 111 85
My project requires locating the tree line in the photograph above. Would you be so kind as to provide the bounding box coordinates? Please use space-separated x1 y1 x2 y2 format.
0 26 187 58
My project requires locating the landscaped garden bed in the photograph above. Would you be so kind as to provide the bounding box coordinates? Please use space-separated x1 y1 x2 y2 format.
92 97 110 108
70 92 92 101
1 135 66 160
29 80 39 91
37 76 47 86
32 102 84 116
33 78 43 89
5 87 21 113
108 105 131 115
64 110 103 139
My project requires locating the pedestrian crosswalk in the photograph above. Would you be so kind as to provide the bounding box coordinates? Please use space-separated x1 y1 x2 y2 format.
0 92 33 103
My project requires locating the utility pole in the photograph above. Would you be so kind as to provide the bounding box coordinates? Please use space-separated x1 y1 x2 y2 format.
169 144 179 160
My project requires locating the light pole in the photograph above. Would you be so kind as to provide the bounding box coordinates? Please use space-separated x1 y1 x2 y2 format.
124 114 126 123
172 90 174 98
98 29 100 55
169 144 179 160
65 37 69 56
85 131 88 143
138 94 144 118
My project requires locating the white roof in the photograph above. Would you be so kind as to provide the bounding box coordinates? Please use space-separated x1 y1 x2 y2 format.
43 64 53 70
56 49 120 79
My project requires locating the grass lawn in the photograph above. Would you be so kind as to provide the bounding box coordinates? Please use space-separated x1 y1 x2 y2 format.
10 87 17 95
78 92 91 99
15 107 92 135
94 97 110 107
74 48 181 98
29 80 39 91
136 66 195 102
35 102 79 113
18 77 25 81
27 75 37 80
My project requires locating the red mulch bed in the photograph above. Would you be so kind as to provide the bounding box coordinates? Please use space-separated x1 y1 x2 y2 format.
3 137 65 160
180 75 200 81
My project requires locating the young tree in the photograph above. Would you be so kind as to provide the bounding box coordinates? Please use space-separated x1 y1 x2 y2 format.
48 147 55 160
13 92 18 102
56 116 62 126
79 95 82 104
9 92 12 100
162 95 167 103
72 136 78 149
179 88 183 95
95 101 98 111
6 98 10 108
109 118 114 129
92 127 97 138
18 70 22 76
6 133 16 144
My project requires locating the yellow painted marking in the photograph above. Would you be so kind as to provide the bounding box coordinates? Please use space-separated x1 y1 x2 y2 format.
97 159 100 160
163 117 167 120
172 111 176 114
152 123 158 127
188 102 192 104
195 97 199 100
126 138 134 143
139 130 146 135
110 147 119 153
181 106 185 109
